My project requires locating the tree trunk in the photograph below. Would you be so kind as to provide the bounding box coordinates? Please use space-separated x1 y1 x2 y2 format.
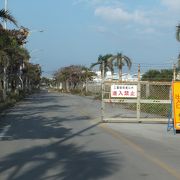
2 66 7 101
65 80 69 92
119 68 122 82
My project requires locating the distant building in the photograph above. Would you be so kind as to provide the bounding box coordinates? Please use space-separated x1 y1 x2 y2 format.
92 71 141 82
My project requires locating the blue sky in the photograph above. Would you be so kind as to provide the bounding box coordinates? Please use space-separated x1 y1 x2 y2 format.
2 0 180 76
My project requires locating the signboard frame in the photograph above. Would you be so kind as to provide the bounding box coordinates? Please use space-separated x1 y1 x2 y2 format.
111 84 137 98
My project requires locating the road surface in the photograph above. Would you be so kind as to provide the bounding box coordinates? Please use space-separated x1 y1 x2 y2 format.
0 91 180 180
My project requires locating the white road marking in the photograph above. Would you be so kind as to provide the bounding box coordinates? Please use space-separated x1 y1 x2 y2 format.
0 125 11 140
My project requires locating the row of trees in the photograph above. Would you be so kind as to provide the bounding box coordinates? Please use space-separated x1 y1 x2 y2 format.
0 9 41 101
52 53 133 92
53 65 95 92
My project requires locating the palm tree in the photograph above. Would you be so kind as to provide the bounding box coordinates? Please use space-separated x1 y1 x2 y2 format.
0 50 9 100
108 53 132 81
8 47 30 91
25 63 41 91
176 23 180 42
0 9 18 100
0 9 18 28
90 54 113 78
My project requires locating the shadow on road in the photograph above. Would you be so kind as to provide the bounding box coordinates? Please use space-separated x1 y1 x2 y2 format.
0 117 120 180
0 139 120 180
0 92 121 179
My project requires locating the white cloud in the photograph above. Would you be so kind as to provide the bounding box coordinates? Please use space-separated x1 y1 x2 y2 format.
95 7 150 25
161 0 180 11
74 0 180 36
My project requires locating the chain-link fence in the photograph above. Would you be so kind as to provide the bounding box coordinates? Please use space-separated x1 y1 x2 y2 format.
100 80 171 123
140 81 171 119
85 63 174 123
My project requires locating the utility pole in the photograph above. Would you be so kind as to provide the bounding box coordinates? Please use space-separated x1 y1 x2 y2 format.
173 64 176 81
4 0 8 29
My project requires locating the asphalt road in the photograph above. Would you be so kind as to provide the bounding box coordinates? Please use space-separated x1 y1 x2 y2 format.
0 90 180 180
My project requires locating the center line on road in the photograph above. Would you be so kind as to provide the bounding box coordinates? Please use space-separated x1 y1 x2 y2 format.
100 123 180 180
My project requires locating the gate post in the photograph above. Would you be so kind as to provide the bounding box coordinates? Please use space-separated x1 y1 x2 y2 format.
137 64 141 122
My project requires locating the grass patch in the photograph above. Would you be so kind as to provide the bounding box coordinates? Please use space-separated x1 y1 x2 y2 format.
0 90 29 114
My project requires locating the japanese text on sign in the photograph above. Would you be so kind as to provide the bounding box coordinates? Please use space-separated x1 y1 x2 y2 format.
111 85 137 98
175 94 180 109
172 82 180 130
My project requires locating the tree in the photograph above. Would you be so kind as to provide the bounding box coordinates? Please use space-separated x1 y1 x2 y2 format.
0 9 18 100
0 50 9 100
141 69 173 82
25 63 41 90
108 53 132 81
0 9 18 28
0 30 17 100
0 8 42 100
41 77 52 87
53 65 95 92
90 54 113 78
7 46 30 91
80 66 95 82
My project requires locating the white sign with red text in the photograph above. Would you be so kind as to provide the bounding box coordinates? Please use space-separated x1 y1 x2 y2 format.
111 85 137 98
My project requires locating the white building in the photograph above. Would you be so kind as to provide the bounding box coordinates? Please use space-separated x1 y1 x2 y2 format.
92 71 141 82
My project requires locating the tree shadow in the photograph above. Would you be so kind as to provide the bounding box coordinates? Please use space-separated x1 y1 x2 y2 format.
1 114 94 140
0 91 122 179
0 92 94 140
0 140 121 180
0 113 121 179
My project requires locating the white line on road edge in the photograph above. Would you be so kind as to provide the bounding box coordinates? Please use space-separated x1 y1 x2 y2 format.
0 125 11 140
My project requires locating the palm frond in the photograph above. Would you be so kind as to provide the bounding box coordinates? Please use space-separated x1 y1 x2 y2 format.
107 56 116 63
0 9 18 27
90 62 100 69
123 55 132 69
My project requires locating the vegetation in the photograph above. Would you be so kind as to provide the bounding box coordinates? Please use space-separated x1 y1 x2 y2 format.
90 54 113 78
41 77 52 87
90 53 132 81
0 9 42 109
53 65 95 93
108 53 132 81
141 69 173 81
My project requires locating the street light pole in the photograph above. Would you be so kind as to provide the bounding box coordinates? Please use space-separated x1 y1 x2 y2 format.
2 0 8 100
4 0 8 29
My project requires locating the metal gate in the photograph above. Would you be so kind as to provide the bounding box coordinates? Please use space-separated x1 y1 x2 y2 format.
101 80 171 123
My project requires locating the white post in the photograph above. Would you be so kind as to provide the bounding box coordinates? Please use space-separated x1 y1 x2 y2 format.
137 64 141 122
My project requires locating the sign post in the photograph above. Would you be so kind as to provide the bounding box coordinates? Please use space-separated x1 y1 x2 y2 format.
172 81 180 131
